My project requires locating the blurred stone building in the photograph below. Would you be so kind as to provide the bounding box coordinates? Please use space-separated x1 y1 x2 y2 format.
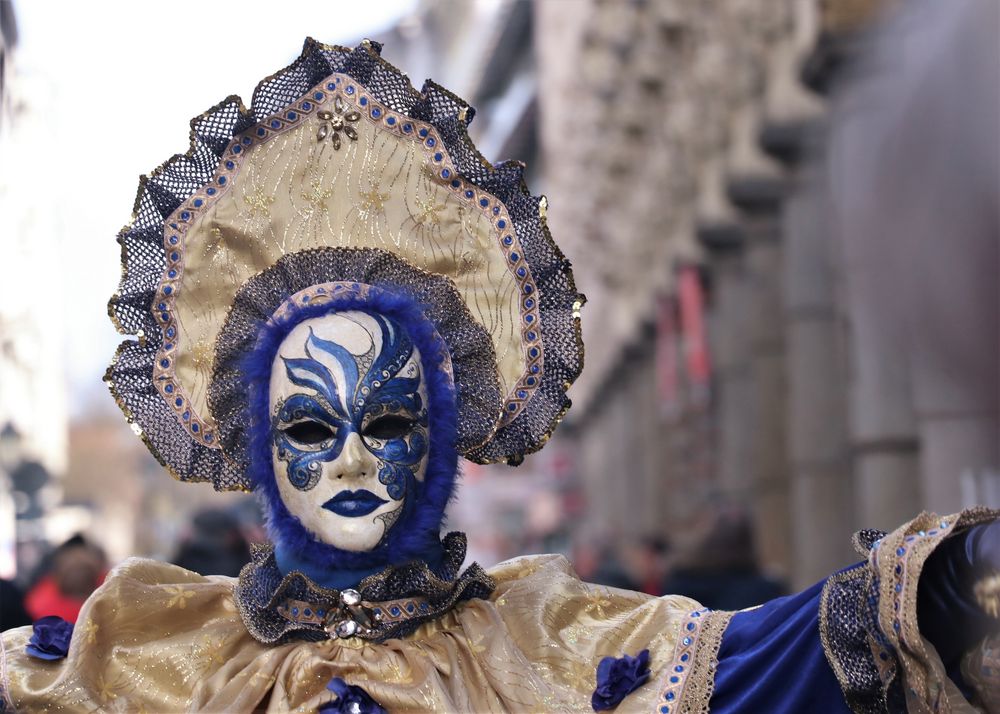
533 0 999 588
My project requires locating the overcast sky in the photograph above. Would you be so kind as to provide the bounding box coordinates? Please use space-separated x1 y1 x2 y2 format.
6 1 417 415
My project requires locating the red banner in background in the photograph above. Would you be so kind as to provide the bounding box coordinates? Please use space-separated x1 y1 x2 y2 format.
678 265 711 404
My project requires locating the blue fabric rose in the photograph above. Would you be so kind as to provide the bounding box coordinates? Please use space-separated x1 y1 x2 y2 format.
318 677 387 714
591 649 651 711
25 616 73 661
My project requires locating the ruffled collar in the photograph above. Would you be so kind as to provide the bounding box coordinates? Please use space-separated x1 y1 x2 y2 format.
234 532 494 645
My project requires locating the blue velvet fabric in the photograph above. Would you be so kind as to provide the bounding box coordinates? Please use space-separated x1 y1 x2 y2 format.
710 572 853 714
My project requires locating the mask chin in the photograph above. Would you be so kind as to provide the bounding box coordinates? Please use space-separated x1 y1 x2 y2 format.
241 289 460 574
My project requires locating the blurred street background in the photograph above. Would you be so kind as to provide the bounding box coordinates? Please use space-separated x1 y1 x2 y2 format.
1 0 997 622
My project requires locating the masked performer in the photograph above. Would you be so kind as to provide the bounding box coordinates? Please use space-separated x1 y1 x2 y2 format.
1 40 997 713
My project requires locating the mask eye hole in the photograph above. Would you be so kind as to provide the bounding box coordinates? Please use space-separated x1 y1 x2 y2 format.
363 415 415 440
282 420 335 445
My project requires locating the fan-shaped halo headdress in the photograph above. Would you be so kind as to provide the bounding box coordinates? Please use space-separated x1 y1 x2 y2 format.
107 39 584 492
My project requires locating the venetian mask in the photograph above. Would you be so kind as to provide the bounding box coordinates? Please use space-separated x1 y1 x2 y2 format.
268 310 429 552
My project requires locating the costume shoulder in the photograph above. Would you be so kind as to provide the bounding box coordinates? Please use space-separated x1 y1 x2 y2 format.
1 553 704 712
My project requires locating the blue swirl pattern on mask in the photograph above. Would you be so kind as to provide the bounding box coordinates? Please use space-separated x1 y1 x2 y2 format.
271 314 429 505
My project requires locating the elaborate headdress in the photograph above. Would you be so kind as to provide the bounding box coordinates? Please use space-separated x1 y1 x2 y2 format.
107 40 582 510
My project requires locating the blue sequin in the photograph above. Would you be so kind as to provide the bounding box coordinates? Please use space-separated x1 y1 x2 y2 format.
480 198 489 207
465 190 474 199
503 236 513 245
218 177 227 185
160 359 169 368
346 86 355 95
359 97 368 106
180 211 190 221
441 169 451 178
371 107 381 118
168 270 177 279
169 235 178 245
686 622 695 631
257 127 266 137
287 111 297 121
669 676 679 684
434 152 443 162
175 398 183 407
516 267 527 277
896 547 906 556
165 384 174 393
390 606 401 616
674 665 684 673
426 137 436 147
206 187 217 195
270 120 280 129
418 128 428 138
232 145 241 154
193 199 203 207
403 123 412 133
498 219 506 229
387 116 396 125
225 161 235 170
182 410 190 420
510 252 519 262
666 692 675 701
327 82 336 90
192 423 200 433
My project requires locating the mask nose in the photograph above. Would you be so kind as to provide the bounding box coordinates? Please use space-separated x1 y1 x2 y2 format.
334 432 377 480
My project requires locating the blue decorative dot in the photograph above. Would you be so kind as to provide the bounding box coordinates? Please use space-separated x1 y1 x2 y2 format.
683 637 692 646
346 86 355 95
525 298 534 309
163 286 173 296
896 547 906 556
465 190 474 199
426 137 436 147
403 123 413 133
387 116 396 125
304 101 313 110
681 653 690 662
508 403 517 412
204 434 213 442
313 93 323 102
270 119 280 129
157 302 166 310
225 160 235 170
498 219 507 229
686 622 695 631
302 295 310 303
674 665 684 673
287 111 297 121
660 707 670 714
160 312 169 322
893 620 900 631
531 365 540 373
480 198 489 207
168 270 177 279
517 390 527 399
327 82 336 90
257 127 266 137
928 530 937 536
180 211 190 221
670 676 679 684
170 222 178 229
419 602 429 611
434 152 443 162
317 609 325 617
517 267 527 277
894 583 902 593
390 606 401 616
232 145 241 154
503 236 513 245
175 397 183 406
510 252 520 262
170 252 179 261
526 377 536 386
193 198 203 208
191 423 200 433
218 176 227 185
940 521 948 528
666 693 675 701
207 187 217 195
169 235 179 245
159 359 169 368
406 603 415 613
359 97 368 106
373 608 381 616
303 608 311 617
529 347 539 358
441 169 451 178
525 314 534 324
524 284 533 294
164 343 173 350
182 410 190 420
419 128 428 138
292 607 299 616
165 384 174 393
371 107 381 118
242 137 251 145
493 206 500 215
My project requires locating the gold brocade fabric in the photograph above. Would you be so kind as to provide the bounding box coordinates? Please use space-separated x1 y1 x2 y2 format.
1 555 700 713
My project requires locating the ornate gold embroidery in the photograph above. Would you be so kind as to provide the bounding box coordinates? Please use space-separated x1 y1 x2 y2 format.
243 187 274 218
660 609 734 714
358 187 389 219
163 584 196 609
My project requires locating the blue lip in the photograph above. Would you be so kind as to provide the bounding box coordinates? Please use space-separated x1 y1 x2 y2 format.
322 490 389 517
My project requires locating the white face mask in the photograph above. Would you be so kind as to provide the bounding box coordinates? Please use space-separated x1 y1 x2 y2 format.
268 311 429 552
